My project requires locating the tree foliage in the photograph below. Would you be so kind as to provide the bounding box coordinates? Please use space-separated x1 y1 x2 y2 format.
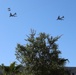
1 62 22 75
15 30 69 75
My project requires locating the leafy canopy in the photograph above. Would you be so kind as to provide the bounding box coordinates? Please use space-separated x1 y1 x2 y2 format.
15 30 69 75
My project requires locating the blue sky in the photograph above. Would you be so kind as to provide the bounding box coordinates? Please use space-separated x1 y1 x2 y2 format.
0 0 76 66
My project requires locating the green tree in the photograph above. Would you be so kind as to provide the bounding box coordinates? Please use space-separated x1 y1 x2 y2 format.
1 62 22 75
15 30 69 75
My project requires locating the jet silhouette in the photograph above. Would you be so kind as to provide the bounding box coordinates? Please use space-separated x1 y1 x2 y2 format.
57 16 64 20
8 8 11 11
9 13 17 17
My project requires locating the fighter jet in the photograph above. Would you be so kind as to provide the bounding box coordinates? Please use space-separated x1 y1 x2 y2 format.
57 16 64 20
9 13 17 17
8 8 11 11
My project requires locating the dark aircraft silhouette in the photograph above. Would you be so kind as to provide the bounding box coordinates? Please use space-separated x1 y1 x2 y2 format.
8 8 11 11
9 13 17 17
57 16 64 20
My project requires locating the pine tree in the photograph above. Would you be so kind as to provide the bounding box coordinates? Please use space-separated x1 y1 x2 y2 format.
15 30 69 75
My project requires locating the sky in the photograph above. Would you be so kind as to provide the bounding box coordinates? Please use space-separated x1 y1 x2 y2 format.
0 0 76 66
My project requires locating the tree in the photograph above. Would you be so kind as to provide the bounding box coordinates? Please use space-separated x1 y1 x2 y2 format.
1 62 22 75
15 30 69 75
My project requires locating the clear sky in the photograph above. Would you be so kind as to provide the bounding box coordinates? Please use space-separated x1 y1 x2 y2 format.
0 0 76 66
